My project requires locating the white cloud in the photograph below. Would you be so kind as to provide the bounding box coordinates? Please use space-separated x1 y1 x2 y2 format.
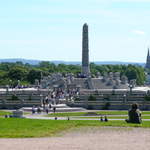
132 30 145 35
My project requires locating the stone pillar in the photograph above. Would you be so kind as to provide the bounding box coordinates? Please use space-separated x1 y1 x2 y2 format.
82 23 90 76
146 48 150 69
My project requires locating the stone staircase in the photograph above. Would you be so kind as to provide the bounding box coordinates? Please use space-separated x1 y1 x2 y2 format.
23 104 86 112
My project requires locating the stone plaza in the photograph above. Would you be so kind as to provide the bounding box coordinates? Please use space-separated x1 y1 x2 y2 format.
0 24 150 110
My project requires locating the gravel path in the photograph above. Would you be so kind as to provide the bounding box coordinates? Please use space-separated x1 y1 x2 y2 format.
1 127 150 150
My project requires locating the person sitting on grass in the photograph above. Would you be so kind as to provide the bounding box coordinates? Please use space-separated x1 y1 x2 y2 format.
100 116 103 122
104 116 108 122
125 103 142 124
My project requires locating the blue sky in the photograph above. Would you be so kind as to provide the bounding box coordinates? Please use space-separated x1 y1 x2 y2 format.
0 0 150 62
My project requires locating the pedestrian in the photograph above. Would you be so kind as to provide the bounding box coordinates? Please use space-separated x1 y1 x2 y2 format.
46 108 49 114
32 106 36 114
45 96 48 104
5 115 8 118
49 104 51 109
100 116 103 122
53 107 56 113
37 107 41 114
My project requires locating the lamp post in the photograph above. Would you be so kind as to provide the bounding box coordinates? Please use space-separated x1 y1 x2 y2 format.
6 85 9 93
17 80 20 88
40 94 43 107
129 84 133 94
9 80 12 89
123 94 127 103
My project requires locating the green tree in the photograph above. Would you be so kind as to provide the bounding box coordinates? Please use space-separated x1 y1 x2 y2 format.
88 95 96 101
27 69 41 84
7 66 27 81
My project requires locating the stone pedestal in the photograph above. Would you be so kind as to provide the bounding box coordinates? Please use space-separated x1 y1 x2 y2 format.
12 110 23 118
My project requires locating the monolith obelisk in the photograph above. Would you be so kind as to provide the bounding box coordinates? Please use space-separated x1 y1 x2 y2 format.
146 48 150 69
82 23 90 76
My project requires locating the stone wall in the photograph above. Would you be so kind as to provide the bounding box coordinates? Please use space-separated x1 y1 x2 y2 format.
68 89 150 110
0 89 50 109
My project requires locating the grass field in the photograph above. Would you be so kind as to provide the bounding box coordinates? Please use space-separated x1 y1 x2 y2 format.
0 118 150 138
76 116 150 119
46 110 150 117
46 111 128 117
0 110 11 117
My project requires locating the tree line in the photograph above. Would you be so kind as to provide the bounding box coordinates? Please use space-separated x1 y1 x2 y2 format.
0 61 146 87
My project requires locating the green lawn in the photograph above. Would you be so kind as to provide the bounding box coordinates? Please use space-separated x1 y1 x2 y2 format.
76 116 127 119
141 111 150 115
107 115 150 119
46 110 150 117
0 110 11 117
76 115 150 119
46 111 128 117
0 110 30 117
96 110 127 115
0 118 150 138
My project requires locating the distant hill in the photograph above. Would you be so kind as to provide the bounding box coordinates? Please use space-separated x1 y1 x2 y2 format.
0 58 145 67
0 58 40 65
